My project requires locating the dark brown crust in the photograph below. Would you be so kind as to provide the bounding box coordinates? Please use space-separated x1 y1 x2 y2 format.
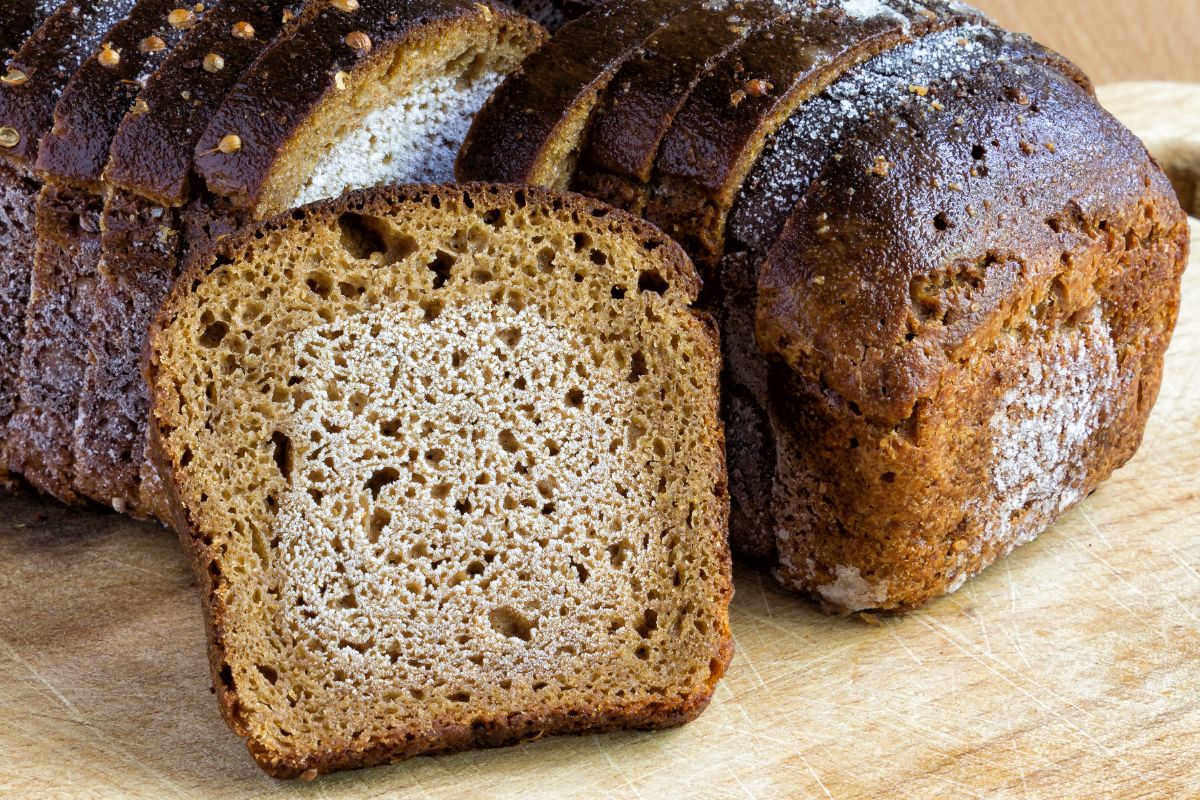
194 0 539 213
34 0 198 187
105 0 311 207
0 0 141 166
757 58 1180 426
649 0 982 266
456 0 688 186
756 57 1188 609
6 184 105 502
0 1 60 57
0 163 39 489
580 1 778 183
146 182 730 779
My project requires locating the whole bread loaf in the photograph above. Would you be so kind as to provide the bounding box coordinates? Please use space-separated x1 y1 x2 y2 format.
147 184 733 777
457 0 1191 610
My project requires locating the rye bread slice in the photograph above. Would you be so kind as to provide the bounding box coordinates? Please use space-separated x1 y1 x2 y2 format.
0 0 65 492
147 183 733 778
456 0 689 189
649 0 981 268
195 0 545 218
80 0 309 519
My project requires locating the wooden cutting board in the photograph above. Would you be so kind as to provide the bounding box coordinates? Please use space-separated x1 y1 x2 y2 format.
2 84 1198 799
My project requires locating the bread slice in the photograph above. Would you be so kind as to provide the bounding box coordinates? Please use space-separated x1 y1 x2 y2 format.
147 184 733 777
0 2 66 491
1 0 145 497
81 0 542 520
456 0 689 189
195 0 545 218
755 55 1188 610
79 0 310 519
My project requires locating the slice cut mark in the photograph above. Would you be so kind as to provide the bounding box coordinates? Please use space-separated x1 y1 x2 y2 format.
456 0 694 189
580 0 780 184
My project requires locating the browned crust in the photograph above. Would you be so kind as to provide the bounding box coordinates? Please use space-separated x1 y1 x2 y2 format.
579 1 778 183
34 0 199 188
194 1 542 214
755 57 1189 610
649 0 983 267
106 0 309 207
0 1 60 57
757 59 1186 427
0 0 141 166
146 182 730 778
0 162 39 490
455 0 687 187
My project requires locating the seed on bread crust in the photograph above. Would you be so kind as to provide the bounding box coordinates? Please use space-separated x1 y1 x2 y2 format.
344 30 372 52
218 133 242 153
168 8 198 29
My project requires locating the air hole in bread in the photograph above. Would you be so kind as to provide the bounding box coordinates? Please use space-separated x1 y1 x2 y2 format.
638 270 669 295
428 250 456 289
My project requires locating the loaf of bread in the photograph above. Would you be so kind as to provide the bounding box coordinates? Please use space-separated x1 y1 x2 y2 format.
0 0 543 516
459 0 1191 610
147 184 733 777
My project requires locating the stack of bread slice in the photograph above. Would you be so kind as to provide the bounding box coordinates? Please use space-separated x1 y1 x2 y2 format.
1 0 544 519
459 0 1190 610
2 0 738 778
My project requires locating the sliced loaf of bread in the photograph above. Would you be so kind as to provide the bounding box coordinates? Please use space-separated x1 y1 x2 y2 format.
18 0 214 504
147 184 733 777
81 0 311 519
0 0 138 488
80 0 543 519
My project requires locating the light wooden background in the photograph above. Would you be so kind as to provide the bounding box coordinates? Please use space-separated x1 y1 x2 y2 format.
972 0 1200 83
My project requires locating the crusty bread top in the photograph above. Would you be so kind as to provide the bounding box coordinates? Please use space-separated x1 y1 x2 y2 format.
0 0 141 165
105 0 309 207
655 1 981 204
756 56 1188 427
456 0 688 188
147 184 728 778
0 1 61 57
581 0 780 184
194 0 542 216
35 0 203 188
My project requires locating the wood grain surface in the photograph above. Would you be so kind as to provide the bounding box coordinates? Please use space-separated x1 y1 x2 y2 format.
0 89 1197 798
971 0 1200 84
